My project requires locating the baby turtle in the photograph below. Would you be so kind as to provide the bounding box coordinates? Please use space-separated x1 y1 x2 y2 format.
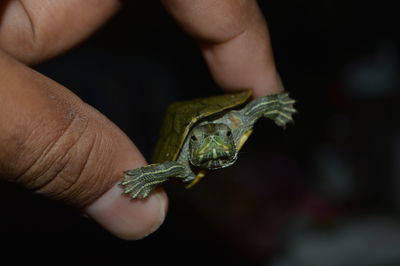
120 90 296 199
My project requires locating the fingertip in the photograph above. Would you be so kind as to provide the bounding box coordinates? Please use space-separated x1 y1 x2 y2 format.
85 184 168 240
251 73 285 98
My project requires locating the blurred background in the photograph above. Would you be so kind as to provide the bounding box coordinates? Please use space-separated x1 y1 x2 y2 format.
1 1 399 265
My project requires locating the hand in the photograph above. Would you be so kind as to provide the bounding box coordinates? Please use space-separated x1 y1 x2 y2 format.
0 0 281 240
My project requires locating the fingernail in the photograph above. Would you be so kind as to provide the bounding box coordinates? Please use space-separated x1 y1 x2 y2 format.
85 183 168 240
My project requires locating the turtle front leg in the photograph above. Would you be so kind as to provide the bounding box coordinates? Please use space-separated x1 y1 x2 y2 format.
120 162 191 199
242 92 296 128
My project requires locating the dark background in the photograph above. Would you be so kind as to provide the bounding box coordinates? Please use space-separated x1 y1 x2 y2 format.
1 1 399 265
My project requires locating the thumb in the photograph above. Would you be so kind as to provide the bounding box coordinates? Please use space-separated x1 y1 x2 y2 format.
0 50 167 240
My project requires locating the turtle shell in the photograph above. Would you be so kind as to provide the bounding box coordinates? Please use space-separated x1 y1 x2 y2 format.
152 90 252 163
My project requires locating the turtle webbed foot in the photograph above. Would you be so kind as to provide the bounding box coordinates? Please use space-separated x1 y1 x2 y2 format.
264 93 296 128
120 162 187 200
120 168 160 200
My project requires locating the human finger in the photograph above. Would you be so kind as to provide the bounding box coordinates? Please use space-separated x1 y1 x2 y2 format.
162 0 282 97
0 49 167 240
0 0 121 64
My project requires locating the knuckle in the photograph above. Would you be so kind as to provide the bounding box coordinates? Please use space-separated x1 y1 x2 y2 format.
0 2 44 64
2 108 114 207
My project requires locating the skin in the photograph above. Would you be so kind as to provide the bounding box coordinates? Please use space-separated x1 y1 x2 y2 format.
120 93 295 199
0 0 283 240
189 123 237 169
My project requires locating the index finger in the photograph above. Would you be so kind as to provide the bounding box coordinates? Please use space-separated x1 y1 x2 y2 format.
162 0 283 97
0 0 121 64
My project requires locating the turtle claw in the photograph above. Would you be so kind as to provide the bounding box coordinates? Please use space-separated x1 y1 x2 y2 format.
264 93 296 128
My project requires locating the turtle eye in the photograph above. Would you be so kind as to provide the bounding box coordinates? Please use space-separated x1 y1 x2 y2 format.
191 135 198 141
226 131 232 137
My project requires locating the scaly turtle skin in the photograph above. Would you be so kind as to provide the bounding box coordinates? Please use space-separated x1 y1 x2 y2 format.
120 90 296 199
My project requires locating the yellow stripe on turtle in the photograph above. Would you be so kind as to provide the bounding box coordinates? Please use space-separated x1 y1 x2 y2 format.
185 128 253 189
185 171 207 189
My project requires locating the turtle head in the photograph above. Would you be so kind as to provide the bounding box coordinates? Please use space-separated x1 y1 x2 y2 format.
188 123 237 170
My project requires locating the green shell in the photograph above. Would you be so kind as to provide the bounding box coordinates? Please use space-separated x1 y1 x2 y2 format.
152 90 252 163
